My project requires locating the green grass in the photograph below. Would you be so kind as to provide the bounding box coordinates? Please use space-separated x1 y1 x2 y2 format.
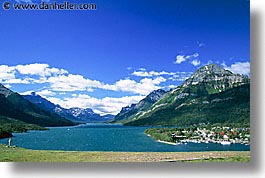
0 144 250 162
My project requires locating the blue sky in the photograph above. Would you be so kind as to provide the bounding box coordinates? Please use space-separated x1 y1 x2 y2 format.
0 0 250 115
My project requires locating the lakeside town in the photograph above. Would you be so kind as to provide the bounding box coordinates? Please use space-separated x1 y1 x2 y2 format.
145 126 250 146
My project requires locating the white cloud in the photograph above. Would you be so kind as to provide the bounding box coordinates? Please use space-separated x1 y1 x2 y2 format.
16 63 68 77
223 61 250 75
1 63 172 114
16 63 47 75
132 71 152 77
138 68 146 71
191 59 201 66
0 63 68 85
19 89 55 97
47 74 102 92
175 55 186 64
0 63 168 95
47 94 145 115
175 53 199 64
19 90 35 95
152 76 166 84
132 69 176 77
3 78 30 84
0 65 16 82
132 69 192 84
37 89 56 97
102 77 165 95
168 72 192 82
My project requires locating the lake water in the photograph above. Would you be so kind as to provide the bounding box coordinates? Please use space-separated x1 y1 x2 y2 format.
0 124 250 152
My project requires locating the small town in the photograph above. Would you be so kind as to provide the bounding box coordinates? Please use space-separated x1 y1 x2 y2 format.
170 126 250 145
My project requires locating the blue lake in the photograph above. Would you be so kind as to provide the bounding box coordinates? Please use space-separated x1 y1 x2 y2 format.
0 124 250 152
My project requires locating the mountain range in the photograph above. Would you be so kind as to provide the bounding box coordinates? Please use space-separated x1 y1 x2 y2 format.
0 63 250 138
110 89 166 123
23 92 114 123
112 64 250 126
0 84 74 137
0 84 114 138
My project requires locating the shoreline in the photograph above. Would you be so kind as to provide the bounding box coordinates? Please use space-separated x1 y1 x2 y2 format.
157 140 177 145
156 139 250 146
145 126 250 146
146 134 178 146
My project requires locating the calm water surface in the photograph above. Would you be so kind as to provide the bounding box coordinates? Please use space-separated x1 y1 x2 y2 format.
0 124 250 152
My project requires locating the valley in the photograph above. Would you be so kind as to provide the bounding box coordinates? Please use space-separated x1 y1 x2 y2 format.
0 64 250 155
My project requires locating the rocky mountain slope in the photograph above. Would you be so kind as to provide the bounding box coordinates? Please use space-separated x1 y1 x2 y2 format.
0 84 74 128
121 64 250 126
111 89 166 123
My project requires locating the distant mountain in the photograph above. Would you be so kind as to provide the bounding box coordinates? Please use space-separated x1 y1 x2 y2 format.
62 107 114 122
111 89 166 123
120 64 250 126
101 114 115 121
0 84 74 128
23 93 114 123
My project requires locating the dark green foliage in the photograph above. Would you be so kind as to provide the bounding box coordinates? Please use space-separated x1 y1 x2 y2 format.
0 84 75 137
0 93 74 127
145 128 175 142
125 84 250 126
0 116 47 139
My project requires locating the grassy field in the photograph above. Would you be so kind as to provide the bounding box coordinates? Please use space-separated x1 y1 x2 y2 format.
0 144 250 162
